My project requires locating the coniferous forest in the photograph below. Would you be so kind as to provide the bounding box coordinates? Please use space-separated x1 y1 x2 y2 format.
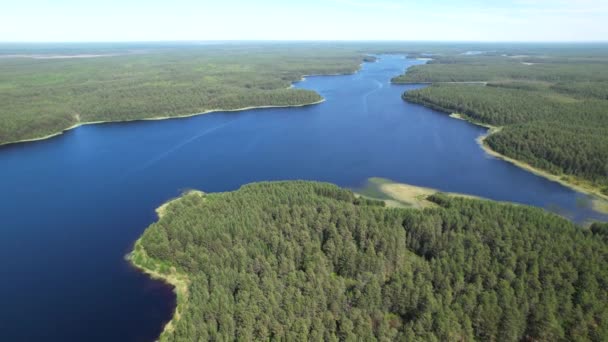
2 0 608 338
4 43 608 200
395 52 608 195
133 181 608 341
4 43 608 341
0 44 367 145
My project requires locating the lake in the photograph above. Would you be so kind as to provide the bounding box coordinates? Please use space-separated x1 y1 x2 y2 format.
0 55 605 341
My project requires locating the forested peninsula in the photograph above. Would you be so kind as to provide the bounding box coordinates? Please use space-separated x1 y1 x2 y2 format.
393 52 608 198
130 181 608 341
0 45 369 146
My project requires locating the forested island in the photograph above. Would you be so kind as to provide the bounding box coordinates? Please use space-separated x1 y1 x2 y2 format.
393 51 608 198
130 181 608 341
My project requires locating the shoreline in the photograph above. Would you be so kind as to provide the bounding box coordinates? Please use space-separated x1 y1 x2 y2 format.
127 239 189 341
395 57 608 206
126 192 202 341
156 190 204 218
357 177 486 209
0 99 326 148
121 59 370 341
391 80 489 85
1 56 373 148
449 112 608 203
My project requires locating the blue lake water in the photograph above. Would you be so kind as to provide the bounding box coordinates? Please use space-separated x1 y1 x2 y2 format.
1 55 606 341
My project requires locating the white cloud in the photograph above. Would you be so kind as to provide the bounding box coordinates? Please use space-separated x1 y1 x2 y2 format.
0 0 607 41
329 0 407 10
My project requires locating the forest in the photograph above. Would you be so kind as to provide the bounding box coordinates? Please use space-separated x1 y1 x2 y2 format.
395 52 608 195
132 181 608 341
0 43 367 145
3 42 608 155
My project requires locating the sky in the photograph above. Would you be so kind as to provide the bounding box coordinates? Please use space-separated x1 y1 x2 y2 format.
1 0 607 42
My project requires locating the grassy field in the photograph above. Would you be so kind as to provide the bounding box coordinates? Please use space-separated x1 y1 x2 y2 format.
394 48 608 197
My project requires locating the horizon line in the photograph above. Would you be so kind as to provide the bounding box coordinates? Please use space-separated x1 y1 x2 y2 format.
1 39 608 45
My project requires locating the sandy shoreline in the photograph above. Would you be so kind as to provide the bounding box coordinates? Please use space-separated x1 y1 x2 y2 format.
392 80 489 85
128 239 189 341
361 177 485 209
155 190 204 218
448 113 608 203
0 99 325 148
0 55 376 148
126 192 203 341
395 57 608 205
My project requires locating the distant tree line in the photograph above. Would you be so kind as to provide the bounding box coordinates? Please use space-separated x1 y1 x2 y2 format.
397 54 608 194
0 46 366 145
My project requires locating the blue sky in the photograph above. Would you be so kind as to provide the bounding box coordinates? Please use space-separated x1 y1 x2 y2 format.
2 0 607 42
